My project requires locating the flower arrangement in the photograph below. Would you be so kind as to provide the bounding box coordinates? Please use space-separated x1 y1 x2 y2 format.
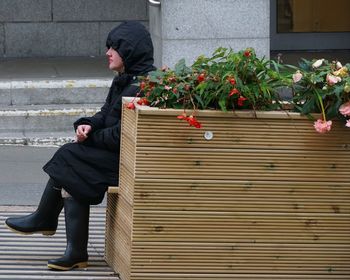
127 47 350 133
291 58 350 133
134 47 288 128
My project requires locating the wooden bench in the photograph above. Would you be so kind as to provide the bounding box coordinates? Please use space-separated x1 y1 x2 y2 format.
104 99 350 280
107 186 119 194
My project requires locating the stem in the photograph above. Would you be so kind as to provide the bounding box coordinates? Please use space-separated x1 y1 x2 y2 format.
189 93 197 116
316 91 327 121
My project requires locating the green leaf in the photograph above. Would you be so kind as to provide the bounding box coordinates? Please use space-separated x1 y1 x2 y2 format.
174 59 190 76
218 98 227 112
301 97 317 114
194 94 205 109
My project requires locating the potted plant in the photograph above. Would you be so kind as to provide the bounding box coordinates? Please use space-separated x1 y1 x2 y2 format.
105 48 350 280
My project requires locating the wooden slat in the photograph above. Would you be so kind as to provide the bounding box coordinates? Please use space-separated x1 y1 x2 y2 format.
131 180 350 214
130 274 350 280
135 116 350 150
0 206 119 280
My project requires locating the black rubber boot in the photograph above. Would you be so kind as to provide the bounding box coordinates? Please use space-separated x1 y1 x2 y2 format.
47 197 89 270
5 178 63 235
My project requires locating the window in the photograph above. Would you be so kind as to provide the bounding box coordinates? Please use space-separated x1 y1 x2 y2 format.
271 0 350 51
277 0 350 33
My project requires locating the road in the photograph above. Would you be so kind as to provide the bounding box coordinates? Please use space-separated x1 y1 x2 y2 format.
0 146 57 205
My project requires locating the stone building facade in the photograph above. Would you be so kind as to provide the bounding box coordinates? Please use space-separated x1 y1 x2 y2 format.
0 0 148 58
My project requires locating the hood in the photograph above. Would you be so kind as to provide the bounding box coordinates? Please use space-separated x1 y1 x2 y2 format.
106 21 155 75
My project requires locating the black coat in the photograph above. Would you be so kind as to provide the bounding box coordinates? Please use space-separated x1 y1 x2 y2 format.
43 21 155 205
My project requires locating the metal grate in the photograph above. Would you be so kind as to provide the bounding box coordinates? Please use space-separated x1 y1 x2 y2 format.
0 206 120 280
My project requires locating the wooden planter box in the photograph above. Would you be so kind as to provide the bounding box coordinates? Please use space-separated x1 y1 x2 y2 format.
105 97 350 280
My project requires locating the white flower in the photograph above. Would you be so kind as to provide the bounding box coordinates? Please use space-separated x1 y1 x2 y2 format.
312 59 324 68
292 71 303 83
336 61 343 69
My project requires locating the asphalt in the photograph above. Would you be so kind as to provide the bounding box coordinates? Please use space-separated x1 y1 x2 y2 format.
0 145 57 205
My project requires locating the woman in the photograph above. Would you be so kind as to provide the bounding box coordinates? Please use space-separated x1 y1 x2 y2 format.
5 21 156 271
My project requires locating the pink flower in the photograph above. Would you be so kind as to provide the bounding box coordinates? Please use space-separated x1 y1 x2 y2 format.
292 71 303 83
326 73 341 86
339 101 350 116
314 119 332 133
346 120 350 128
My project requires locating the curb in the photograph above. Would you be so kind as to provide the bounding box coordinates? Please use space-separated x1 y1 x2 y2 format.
0 136 75 147
0 78 112 89
0 78 111 106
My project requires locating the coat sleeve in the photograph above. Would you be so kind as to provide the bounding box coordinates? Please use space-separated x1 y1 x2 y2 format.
86 84 139 152
89 122 122 151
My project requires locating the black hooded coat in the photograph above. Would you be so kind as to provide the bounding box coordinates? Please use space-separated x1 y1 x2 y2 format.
43 21 155 205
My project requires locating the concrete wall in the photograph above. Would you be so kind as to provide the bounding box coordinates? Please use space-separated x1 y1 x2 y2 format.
150 0 270 68
0 0 148 58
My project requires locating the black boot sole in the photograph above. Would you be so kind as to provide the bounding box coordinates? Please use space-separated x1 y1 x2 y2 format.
5 222 56 236
47 261 88 270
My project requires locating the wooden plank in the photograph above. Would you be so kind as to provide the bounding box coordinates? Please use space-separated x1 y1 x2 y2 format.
108 186 119 194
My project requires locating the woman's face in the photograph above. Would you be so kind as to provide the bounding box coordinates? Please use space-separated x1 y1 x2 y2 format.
106 48 124 72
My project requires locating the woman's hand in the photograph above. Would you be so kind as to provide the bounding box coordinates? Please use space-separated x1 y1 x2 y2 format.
76 125 92 142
